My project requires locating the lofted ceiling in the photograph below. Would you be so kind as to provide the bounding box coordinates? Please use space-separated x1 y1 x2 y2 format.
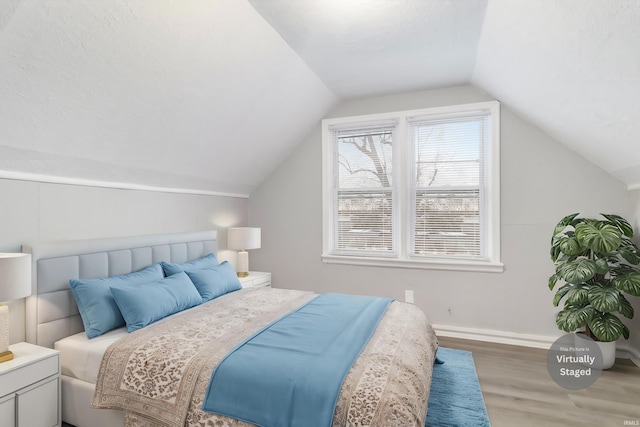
249 0 487 98
0 0 336 196
1 0 639 196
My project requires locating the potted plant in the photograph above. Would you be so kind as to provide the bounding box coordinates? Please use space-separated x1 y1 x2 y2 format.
549 213 640 369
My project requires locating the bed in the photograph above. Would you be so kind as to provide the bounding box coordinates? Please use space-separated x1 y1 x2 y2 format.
23 230 438 427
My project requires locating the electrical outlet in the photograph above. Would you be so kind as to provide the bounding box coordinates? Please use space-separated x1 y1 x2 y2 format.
404 290 414 304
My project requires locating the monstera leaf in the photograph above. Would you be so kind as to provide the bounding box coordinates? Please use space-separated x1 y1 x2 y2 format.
565 286 590 305
574 222 622 254
588 284 621 313
618 294 635 319
557 258 596 284
556 305 596 333
552 284 571 306
617 238 640 264
588 312 629 341
550 213 580 261
552 213 580 237
594 258 610 275
613 273 640 296
558 237 583 256
601 213 634 238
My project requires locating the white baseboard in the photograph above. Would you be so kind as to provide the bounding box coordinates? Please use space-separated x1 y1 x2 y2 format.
616 344 640 367
433 324 640 367
432 324 558 349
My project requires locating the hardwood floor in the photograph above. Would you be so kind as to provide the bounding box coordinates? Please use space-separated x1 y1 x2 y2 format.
438 337 640 427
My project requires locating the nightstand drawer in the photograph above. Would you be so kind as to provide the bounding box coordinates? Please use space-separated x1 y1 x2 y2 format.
251 275 271 287
239 272 271 289
17 376 59 427
0 353 59 397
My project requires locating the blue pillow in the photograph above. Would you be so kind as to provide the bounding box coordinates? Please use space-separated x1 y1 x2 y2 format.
69 263 164 339
161 253 218 276
185 261 242 302
110 271 203 332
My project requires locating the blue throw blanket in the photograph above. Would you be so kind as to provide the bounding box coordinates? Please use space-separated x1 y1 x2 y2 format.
202 293 393 427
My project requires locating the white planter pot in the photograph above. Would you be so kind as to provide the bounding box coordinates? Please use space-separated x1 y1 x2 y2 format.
594 340 616 369
575 333 616 370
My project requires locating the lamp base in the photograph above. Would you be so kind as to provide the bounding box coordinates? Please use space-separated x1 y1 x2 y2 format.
237 272 249 278
0 350 14 363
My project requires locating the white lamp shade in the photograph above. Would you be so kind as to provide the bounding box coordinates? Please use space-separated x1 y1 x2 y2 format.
0 253 32 302
227 227 261 251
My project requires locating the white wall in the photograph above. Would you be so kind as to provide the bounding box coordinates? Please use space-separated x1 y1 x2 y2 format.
249 85 633 350
0 178 248 344
625 190 640 360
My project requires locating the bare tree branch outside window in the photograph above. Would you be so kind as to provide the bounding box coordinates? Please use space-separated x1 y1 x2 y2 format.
336 131 393 252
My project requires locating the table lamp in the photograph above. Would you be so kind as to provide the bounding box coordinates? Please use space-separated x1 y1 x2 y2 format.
227 227 261 278
0 253 32 362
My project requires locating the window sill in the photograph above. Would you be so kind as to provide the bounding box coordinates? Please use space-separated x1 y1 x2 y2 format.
321 254 504 273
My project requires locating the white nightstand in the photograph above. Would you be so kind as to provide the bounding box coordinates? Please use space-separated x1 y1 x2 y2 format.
239 271 272 289
0 342 60 427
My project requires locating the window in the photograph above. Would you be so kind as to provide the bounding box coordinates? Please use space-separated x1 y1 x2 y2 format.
332 122 397 257
322 101 503 272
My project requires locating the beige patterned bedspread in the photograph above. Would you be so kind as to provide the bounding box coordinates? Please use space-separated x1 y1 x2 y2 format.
92 288 438 427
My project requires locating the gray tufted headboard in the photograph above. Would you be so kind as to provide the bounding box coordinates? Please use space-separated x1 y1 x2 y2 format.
22 230 218 349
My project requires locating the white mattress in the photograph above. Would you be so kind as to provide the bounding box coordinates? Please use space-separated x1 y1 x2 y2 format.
55 328 128 384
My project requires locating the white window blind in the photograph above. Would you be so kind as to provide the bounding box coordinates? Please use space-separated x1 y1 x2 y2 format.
409 115 487 259
332 123 396 256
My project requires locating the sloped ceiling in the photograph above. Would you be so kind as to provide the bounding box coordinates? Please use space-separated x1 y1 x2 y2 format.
0 0 337 196
1 0 639 195
249 0 487 98
251 0 640 189
473 0 640 188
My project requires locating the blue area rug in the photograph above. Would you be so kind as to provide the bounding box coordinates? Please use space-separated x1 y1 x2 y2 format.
426 347 491 427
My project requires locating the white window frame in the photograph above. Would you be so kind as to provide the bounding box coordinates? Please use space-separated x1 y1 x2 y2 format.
321 101 503 273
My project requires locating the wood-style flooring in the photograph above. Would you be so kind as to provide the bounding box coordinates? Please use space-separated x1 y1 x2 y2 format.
438 337 640 427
